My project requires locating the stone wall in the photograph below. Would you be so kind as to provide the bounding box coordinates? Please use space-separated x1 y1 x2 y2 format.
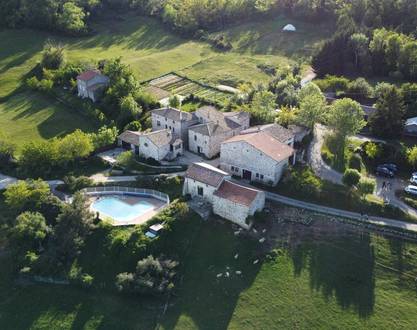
182 177 219 203
220 141 288 186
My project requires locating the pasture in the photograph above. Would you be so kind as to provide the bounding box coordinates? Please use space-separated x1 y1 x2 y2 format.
1 215 417 329
0 14 331 149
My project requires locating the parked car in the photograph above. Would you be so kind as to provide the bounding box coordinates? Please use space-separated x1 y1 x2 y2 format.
376 166 394 178
379 163 398 173
410 174 417 184
405 185 417 196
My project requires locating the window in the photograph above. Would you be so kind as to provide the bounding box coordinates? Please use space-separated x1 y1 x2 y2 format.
234 167 239 173
260 174 264 180
144 142 148 147
172 127 175 133
194 135 197 141
231 166 235 171
165 125 168 129
157 120 161 126
197 186 204 196
256 173 259 178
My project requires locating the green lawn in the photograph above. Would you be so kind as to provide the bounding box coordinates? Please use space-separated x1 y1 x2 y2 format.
0 14 331 149
1 216 417 329
0 92 97 152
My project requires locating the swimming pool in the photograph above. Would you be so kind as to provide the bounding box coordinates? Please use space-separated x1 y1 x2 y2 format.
91 196 154 223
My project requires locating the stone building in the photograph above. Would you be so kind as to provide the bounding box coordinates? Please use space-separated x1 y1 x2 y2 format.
151 108 198 147
188 106 250 158
213 180 265 229
241 123 295 147
183 162 265 229
118 129 183 161
220 131 294 186
77 70 109 102
183 162 230 203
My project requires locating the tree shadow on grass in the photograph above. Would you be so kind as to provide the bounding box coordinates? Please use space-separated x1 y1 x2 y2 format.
159 222 262 330
70 16 187 54
1 91 96 140
290 228 375 319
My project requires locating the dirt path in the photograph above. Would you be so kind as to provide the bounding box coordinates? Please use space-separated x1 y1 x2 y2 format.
307 124 343 184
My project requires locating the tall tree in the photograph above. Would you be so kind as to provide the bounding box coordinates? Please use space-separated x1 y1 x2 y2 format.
296 83 327 130
369 86 405 138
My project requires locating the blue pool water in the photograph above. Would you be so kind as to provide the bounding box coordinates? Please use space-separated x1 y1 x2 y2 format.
91 196 154 222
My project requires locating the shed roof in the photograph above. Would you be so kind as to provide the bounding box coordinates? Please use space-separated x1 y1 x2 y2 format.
185 162 229 187
223 132 294 163
214 181 261 207
118 130 142 146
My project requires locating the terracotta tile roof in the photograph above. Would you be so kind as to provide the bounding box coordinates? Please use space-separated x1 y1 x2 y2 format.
152 107 196 122
214 180 261 207
185 162 229 187
223 132 294 163
77 70 101 81
118 130 141 146
241 123 294 143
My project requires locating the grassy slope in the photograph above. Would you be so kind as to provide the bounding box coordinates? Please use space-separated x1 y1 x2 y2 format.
0 14 331 150
2 220 416 329
161 223 417 329
0 92 97 151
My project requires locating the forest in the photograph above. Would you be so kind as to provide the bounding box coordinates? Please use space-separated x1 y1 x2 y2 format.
2 0 417 36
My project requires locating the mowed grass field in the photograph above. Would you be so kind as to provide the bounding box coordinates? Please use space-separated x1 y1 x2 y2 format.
0 14 331 150
1 219 417 330
0 92 97 150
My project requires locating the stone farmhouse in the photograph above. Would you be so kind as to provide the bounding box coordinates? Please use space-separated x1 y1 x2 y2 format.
151 108 198 147
118 129 183 161
188 106 250 158
220 131 294 186
183 162 265 229
77 70 109 102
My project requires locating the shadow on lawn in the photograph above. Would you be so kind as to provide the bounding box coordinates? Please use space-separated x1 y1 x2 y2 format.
289 229 375 318
160 221 262 330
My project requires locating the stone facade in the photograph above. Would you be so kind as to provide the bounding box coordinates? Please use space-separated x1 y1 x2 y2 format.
188 125 235 159
151 108 198 147
212 189 265 229
183 162 265 229
77 70 109 102
118 129 183 162
220 139 291 186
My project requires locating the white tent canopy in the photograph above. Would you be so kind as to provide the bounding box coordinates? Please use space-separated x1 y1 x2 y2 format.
283 24 296 32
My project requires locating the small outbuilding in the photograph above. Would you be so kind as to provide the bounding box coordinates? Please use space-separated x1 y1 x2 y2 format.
405 117 417 136
283 24 296 32
212 180 265 229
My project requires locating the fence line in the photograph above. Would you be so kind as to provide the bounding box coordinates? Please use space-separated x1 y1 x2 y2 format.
81 186 170 204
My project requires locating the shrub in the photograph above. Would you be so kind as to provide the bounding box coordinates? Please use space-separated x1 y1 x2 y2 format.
348 153 363 171
321 147 335 165
357 178 376 198
40 41 66 70
286 167 322 197
115 255 179 296
63 176 93 193
364 142 381 160
342 169 361 188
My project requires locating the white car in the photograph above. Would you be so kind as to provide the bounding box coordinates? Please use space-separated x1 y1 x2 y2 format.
410 175 417 184
405 185 417 196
